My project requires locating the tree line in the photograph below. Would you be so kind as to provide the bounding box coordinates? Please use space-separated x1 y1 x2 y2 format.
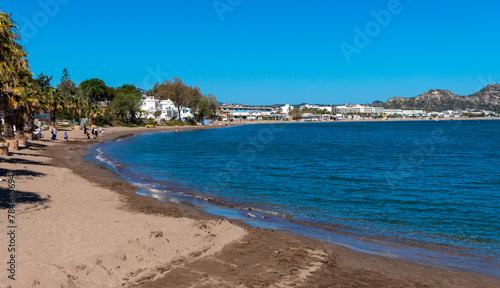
148 77 219 122
0 10 219 141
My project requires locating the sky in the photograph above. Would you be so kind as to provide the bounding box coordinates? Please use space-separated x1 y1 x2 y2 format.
2 0 500 105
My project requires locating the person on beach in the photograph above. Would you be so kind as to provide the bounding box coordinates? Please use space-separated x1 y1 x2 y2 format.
51 127 57 140
98 127 102 135
86 132 90 141
64 132 68 141
83 125 87 135
35 127 44 139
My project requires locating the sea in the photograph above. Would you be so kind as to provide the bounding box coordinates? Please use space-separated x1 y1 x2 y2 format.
89 120 500 277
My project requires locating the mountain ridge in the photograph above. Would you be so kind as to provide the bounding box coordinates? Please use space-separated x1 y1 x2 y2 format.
383 84 500 112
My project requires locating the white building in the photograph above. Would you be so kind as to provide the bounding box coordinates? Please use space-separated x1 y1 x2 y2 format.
280 104 292 114
140 96 193 120
382 109 402 115
300 104 333 113
141 96 160 116
336 104 383 115
401 110 426 116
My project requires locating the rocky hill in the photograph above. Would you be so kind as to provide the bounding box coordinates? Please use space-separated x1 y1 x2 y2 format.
383 84 500 112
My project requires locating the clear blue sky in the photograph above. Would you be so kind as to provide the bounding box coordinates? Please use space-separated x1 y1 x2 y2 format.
3 0 499 105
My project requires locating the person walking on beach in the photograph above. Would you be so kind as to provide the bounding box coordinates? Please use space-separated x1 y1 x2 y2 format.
51 127 57 140
64 132 68 141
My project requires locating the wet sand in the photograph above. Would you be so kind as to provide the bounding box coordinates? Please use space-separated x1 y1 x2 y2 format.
1 125 499 287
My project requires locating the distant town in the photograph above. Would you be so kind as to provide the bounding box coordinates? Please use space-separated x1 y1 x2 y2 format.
140 94 499 123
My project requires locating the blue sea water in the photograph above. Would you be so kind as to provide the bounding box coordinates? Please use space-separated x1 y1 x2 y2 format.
91 120 500 276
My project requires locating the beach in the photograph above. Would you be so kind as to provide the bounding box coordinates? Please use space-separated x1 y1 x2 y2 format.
1 125 500 287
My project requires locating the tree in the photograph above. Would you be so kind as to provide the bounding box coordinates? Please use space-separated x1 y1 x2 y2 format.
191 93 219 122
0 10 29 140
44 87 65 125
115 84 140 96
147 82 160 96
207 94 219 117
57 68 77 99
34 72 52 89
110 91 142 122
67 92 87 126
290 107 302 120
33 73 58 125
157 78 196 120
79 78 108 104
15 71 42 137
86 103 105 125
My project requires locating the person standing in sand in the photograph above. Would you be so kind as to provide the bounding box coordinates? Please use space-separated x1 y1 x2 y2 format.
51 127 57 140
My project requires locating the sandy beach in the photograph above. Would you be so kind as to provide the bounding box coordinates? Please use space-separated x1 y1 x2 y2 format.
1 124 500 287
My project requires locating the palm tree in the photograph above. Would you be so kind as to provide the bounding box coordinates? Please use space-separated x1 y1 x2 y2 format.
0 10 29 140
68 94 88 126
86 104 101 125
17 82 43 137
44 87 64 125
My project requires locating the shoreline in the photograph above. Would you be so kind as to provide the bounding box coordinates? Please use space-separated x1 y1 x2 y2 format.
93 153 499 278
2 125 500 287
88 123 500 279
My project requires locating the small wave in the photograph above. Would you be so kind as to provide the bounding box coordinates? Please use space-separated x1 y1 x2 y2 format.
94 148 120 169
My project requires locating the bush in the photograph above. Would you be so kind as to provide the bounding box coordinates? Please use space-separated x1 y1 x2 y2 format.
185 117 197 125
165 119 185 126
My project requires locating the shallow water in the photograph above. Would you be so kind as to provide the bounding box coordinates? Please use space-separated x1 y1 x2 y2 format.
90 120 500 277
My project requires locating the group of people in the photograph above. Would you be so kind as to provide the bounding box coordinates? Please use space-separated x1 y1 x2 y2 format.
47 126 68 141
83 125 102 141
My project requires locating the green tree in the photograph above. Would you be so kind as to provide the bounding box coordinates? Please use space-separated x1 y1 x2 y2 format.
290 107 302 120
0 10 29 140
157 78 195 120
45 87 65 125
191 93 219 122
110 91 142 122
67 93 88 126
86 103 105 125
147 82 160 96
79 78 109 104
34 72 52 90
8 67 35 139
57 68 78 99
115 84 141 96
14 70 42 137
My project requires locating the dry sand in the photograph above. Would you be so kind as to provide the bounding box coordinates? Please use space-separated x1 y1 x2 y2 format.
1 124 499 287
